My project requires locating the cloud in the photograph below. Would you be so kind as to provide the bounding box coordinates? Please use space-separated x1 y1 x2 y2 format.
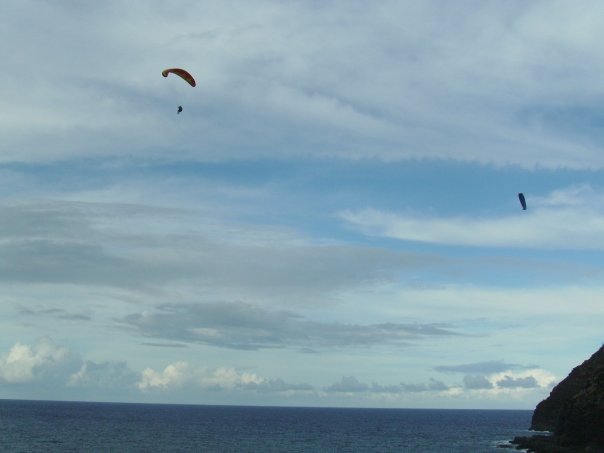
325 376 369 393
2 1 602 410
244 378 313 393
0 337 79 384
341 185 604 249
4 2 604 168
0 339 313 397
435 360 528 375
0 201 190 288
120 302 463 351
325 376 450 394
496 375 539 389
18 305 92 321
138 362 191 391
463 375 494 390
0 200 445 302
137 362 312 393
400 379 449 393
68 361 138 389
437 360 555 391
457 369 555 392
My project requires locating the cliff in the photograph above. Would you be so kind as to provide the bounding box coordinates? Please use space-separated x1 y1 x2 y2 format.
513 344 604 451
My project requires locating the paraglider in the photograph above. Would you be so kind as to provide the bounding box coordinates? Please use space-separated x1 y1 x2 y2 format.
162 68 196 87
162 68 195 113
518 193 527 210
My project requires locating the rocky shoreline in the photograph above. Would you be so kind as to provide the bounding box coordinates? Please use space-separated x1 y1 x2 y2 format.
511 434 587 452
508 345 604 452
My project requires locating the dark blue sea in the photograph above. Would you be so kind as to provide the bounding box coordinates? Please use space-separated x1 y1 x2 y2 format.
0 400 532 452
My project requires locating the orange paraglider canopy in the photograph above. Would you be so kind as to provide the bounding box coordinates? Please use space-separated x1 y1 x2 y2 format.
162 68 196 87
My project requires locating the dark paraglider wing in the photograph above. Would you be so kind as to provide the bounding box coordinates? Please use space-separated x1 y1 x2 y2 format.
162 68 196 87
518 193 527 210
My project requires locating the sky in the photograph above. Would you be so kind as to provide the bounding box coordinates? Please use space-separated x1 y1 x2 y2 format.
1 0 604 409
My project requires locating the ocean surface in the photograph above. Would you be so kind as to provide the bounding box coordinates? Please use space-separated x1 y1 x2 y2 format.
0 400 533 452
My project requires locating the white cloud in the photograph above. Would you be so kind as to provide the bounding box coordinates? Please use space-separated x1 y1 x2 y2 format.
137 362 309 394
0 337 76 383
341 185 604 249
138 362 191 391
4 2 604 168
436 359 556 393
199 367 265 390
490 369 556 390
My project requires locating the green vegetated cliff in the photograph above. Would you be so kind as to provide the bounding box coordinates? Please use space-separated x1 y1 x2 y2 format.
513 345 604 452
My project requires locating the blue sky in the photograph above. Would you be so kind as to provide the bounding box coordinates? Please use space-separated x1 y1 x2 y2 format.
2 0 604 409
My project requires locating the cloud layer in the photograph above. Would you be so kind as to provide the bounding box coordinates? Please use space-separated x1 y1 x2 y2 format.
120 302 462 351
0 339 555 408
0 338 76 384
4 1 604 168
3 1 604 410
342 185 604 249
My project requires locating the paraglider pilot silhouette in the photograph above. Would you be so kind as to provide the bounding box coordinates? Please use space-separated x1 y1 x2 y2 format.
177 106 183 114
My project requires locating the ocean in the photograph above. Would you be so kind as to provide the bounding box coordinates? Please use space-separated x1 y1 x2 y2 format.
0 400 532 452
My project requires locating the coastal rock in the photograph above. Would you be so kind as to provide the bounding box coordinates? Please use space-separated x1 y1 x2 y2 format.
516 345 604 451
511 434 579 452
531 345 604 433
554 361 604 447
